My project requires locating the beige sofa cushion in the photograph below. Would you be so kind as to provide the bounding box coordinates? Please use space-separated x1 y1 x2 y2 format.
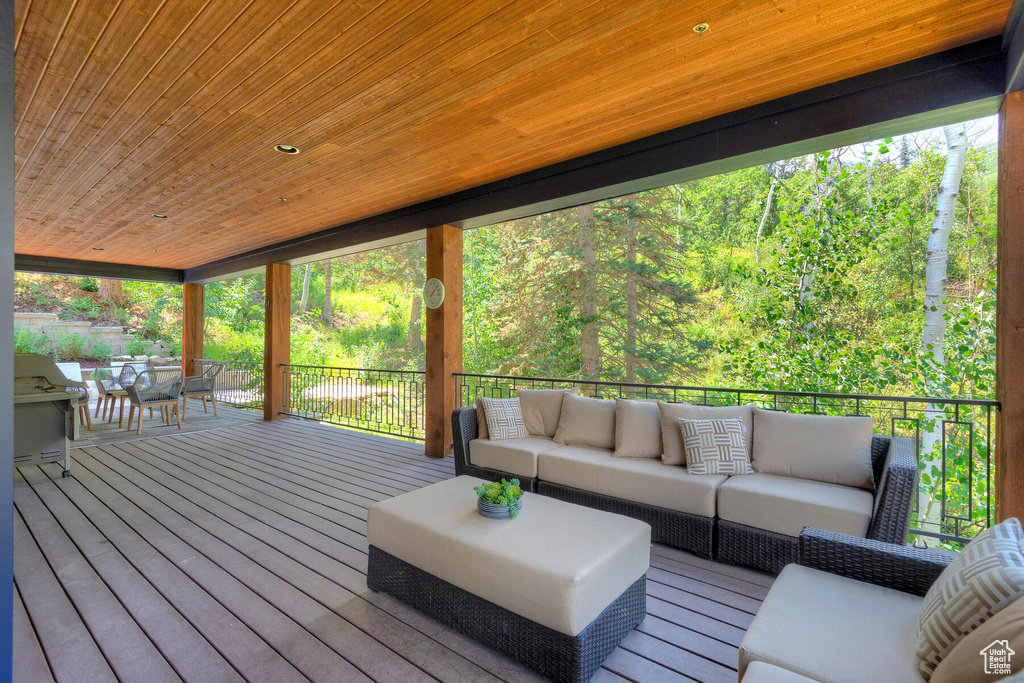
658 402 754 466
553 393 616 450
517 388 577 437
538 444 726 517
718 473 874 538
739 563 925 683
918 518 1024 679
469 436 559 479
367 476 651 637
613 398 663 459
931 596 1024 682
742 662 819 683
752 409 875 490
475 398 489 439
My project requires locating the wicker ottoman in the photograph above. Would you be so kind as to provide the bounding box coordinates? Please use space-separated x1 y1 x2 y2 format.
367 475 651 683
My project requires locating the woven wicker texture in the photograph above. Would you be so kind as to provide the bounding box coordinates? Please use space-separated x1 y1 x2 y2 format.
367 545 646 683
798 527 953 596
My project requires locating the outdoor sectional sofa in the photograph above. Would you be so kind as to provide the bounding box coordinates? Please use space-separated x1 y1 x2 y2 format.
452 390 918 573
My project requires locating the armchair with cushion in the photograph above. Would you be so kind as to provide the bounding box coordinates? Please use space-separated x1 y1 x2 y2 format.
124 369 184 434
181 362 223 419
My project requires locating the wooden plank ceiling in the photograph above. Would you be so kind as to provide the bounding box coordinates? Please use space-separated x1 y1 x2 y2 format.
14 0 1012 270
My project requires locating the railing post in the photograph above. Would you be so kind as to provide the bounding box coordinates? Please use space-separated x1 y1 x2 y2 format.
997 90 1024 523
264 264 291 421
181 282 203 378
425 224 463 458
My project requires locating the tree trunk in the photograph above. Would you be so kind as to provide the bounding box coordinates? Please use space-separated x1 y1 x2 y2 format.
321 260 333 327
919 123 968 543
98 279 124 306
578 205 601 380
298 264 311 313
408 295 423 350
624 212 639 383
755 177 777 262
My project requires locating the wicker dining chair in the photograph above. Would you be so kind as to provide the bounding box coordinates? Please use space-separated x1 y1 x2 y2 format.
181 363 223 419
124 369 184 434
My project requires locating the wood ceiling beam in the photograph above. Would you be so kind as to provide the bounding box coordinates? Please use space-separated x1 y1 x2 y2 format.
184 37 1006 283
14 254 183 282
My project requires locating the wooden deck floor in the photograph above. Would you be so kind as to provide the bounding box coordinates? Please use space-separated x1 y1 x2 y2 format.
13 418 772 683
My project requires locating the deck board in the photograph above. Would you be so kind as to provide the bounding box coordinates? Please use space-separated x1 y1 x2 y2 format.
14 415 773 682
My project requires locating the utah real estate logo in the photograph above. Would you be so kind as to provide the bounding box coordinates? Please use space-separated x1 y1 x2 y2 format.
980 640 1015 675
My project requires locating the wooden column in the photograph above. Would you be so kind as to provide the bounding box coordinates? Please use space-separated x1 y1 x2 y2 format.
425 224 463 458
264 264 291 421
181 283 204 377
997 90 1024 523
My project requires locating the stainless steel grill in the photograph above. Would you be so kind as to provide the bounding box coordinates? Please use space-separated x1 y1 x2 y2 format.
13 354 82 477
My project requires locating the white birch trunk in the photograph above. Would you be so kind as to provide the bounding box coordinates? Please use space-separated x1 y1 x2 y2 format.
755 178 777 263
298 264 311 313
918 123 968 544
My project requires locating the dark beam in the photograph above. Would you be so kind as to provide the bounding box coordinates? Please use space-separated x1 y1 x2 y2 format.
15 254 183 283
1006 0 1024 93
185 38 1006 283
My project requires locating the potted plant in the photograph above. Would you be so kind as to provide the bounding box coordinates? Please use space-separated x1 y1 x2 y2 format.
474 479 524 519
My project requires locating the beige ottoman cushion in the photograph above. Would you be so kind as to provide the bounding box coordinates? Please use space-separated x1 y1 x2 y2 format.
718 473 874 538
367 476 651 637
468 436 559 478
742 661 820 683
740 564 925 683
538 444 726 517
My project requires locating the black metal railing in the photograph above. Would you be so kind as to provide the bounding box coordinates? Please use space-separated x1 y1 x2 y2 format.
454 372 1000 544
194 358 264 410
282 364 426 441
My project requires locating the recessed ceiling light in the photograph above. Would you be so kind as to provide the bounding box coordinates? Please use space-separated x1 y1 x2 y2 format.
152 213 168 218
274 144 300 154
92 247 104 251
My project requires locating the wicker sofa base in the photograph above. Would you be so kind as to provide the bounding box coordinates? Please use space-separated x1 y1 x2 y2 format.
367 545 646 683
455 461 539 493
538 481 714 558
715 519 798 574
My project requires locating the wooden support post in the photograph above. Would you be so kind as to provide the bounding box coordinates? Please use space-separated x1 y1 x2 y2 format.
181 283 204 378
264 264 291 421
425 225 463 458
997 90 1024 523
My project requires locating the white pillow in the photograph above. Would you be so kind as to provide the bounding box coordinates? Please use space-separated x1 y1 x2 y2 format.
479 397 529 441
752 408 875 490
678 417 752 475
553 393 615 450
917 518 1024 680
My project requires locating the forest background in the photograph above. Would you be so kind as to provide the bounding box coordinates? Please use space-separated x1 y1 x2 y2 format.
14 117 997 405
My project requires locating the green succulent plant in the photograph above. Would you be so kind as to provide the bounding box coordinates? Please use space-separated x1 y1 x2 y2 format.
474 479 524 518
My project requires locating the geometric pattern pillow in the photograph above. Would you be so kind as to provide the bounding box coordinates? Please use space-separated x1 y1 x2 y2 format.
677 417 752 475
917 518 1024 680
480 397 529 441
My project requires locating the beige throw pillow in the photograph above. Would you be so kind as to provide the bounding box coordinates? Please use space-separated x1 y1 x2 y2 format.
516 388 577 437
678 417 752 475
613 398 662 459
658 402 754 466
931 596 1024 683
553 393 615 450
751 409 875 490
918 518 1024 680
474 397 489 439
479 397 529 441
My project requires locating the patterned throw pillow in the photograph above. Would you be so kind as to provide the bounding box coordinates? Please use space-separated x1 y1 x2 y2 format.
677 417 752 475
479 397 529 441
917 518 1024 679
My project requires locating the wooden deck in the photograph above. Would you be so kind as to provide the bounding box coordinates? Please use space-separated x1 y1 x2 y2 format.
13 417 772 683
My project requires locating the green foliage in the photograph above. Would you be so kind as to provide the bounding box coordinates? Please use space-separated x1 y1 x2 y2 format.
474 479 524 518
125 340 149 356
78 277 99 292
13 328 51 355
52 334 88 362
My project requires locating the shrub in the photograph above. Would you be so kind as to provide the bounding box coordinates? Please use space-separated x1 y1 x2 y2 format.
125 340 149 356
90 340 113 362
78 277 99 292
13 328 51 355
53 334 88 362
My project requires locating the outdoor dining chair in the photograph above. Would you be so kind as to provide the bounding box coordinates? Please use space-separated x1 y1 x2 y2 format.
125 368 184 434
181 362 223 419
55 361 92 431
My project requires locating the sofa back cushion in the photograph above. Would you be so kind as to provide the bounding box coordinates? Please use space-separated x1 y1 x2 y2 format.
479 397 529 441
658 402 754 466
930 595 1024 682
553 393 616 450
917 518 1024 680
516 388 577 437
752 409 874 490
613 398 662 459
475 398 490 439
